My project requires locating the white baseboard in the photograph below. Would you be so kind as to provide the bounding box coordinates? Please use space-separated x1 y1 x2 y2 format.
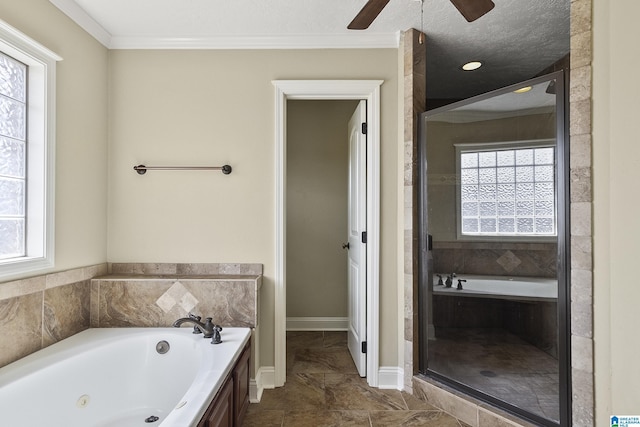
250 366 275 403
377 366 404 390
286 317 348 331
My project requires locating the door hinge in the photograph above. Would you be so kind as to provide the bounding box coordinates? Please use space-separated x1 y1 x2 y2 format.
362 341 367 354
361 231 367 244
361 122 367 135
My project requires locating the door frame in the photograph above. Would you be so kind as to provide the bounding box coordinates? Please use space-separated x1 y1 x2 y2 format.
273 80 382 387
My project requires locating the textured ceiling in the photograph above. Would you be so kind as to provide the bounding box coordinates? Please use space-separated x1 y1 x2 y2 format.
54 0 570 99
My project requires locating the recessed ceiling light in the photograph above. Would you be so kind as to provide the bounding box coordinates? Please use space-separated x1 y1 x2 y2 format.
461 61 482 71
513 86 532 94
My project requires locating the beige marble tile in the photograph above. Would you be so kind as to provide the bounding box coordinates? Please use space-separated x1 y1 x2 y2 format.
570 134 592 169
570 31 592 70
242 406 284 427
571 236 593 271
412 377 479 427
571 0 592 36
98 280 171 327
325 374 407 411
570 202 592 237
45 267 85 289
323 331 347 348
0 293 43 368
289 347 357 375
569 98 592 137
402 391 439 411
110 263 178 275
370 410 459 427
259 373 326 411
284 410 370 427
571 367 594 427
570 167 592 203
183 280 257 327
570 65 591 103
43 280 91 347
0 276 45 301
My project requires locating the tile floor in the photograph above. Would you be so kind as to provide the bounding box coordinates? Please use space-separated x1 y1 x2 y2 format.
428 328 559 422
242 331 469 427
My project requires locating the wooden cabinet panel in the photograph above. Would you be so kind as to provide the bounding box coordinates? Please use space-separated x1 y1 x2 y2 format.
198 376 233 427
233 345 250 426
198 341 251 427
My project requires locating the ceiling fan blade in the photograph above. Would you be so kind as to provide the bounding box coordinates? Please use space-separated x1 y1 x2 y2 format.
449 0 495 22
348 0 391 30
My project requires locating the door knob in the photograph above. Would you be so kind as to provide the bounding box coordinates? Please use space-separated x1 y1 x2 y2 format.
342 242 350 250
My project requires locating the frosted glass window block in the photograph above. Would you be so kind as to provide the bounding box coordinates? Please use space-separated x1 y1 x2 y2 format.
535 200 555 216
462 201 478 216
535 217 555 234
535 182 555 200
498 201 515 216
461 184 479 201
497 184 515 200
461 168 478 184
497 150 515 166
535 165 554 182
462 218 478 233
516 149 534 165
0 137 25 178
516 200 534 216
460 152 478 168
516 166 534 183
0 178 24 215
0 54 26 103
478 184 496 201
0 218 25 259
479 167 496 184
498 218 515 233
480 201 496 216
517 218 534 233
497 166 515 183
516 183 534 200
0 96 26 140
479 152 496 167
535 147 554 165
480 218 497 233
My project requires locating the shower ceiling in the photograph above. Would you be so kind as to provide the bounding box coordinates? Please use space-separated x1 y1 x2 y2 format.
50 0 570 100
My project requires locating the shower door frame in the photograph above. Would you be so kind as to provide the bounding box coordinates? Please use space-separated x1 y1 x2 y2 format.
417 71 571 427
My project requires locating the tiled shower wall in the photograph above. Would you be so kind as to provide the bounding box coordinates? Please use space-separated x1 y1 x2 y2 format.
0 262 262 370
432 242 557 278
0 263 107 368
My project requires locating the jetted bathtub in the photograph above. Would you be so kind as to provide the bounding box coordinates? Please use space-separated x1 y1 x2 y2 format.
0 327 250 427
433 274 557 301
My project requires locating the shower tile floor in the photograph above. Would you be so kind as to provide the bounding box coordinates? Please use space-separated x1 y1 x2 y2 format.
428 328 560 422
242 331 469 427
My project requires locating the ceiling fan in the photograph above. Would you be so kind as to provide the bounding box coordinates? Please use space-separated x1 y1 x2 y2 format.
347 0 495 29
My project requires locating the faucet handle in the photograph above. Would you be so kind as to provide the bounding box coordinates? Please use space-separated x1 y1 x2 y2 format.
189 314 202 334
211 325 223 345
436 274 444 286
457 279 467 290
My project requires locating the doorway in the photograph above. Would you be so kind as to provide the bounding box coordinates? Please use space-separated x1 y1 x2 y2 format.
273 80 382 388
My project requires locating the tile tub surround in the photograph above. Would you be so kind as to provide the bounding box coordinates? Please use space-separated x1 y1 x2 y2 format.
0 263 108 369
91 263 262 328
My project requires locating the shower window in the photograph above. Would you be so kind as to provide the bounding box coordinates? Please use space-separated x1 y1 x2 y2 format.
455 141 557 239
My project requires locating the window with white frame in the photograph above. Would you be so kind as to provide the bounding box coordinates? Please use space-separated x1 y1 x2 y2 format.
0 20 61 279
456 140 556 239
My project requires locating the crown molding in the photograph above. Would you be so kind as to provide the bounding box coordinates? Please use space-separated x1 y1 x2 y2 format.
49 0 111 47
49 0 399 50
109 33 400 50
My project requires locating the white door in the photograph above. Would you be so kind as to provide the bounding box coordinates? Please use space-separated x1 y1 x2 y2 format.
347 100 367 377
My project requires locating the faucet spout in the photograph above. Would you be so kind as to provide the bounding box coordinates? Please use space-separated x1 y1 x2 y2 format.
173 316 216 338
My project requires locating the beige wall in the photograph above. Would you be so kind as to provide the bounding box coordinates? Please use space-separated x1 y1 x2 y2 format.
107 49 399 367
593 0 640 421
0 0 109 278
286 100 358 318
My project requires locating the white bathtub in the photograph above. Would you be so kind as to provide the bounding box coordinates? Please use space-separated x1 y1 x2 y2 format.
0 327 250 427
433 274 557 301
